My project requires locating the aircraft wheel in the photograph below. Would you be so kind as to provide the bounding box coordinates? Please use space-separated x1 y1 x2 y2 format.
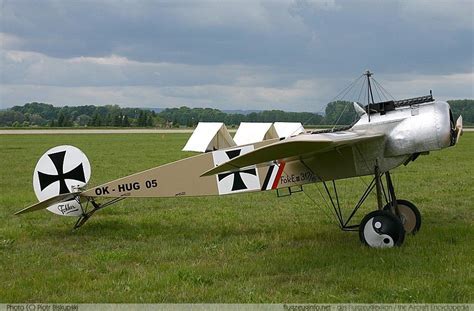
359 210 405 248
383 199 421 234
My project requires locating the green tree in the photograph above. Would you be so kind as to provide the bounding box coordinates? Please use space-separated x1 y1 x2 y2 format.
448 99 474 125
146 115 154 127
122 115 130 127
324 101 357 126
57 111 66 127
76 114 91 126
3 99 472 128
137 111 147 127
90 112 102 127
0 110 25 126
29 114 47 126
113 114 122 127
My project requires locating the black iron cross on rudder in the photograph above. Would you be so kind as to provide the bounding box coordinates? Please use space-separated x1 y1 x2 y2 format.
217 149 257 191
38 150 86 194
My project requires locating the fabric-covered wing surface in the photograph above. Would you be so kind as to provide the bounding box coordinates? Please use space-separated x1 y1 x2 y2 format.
14 192 80 215
201 131 384 176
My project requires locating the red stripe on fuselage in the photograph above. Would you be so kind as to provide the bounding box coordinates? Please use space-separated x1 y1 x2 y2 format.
271 161 286 189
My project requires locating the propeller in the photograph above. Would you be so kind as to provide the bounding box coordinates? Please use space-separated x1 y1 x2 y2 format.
455 115 463 144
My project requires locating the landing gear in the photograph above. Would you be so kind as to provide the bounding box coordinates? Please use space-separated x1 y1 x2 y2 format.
357 167 406 248
309 171 410 248
359 210 405 247
384 199 421 234
73 197 126 229
300 159 421 248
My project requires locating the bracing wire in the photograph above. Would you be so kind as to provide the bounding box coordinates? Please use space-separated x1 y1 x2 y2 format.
331 74 365 103
331 73 376 129
302 185 341 228
274 72 400 228
297 71 397 136
372 77 395 101
302 73 396 132
328 75 367 129
299 74 365 128
371 78 388 99
331 101 351 131
372 80 383 102
356 78 367 103
277 162 341 228
335 74 365 102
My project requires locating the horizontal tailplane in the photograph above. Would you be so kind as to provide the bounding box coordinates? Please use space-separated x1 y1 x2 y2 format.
15 192 81 215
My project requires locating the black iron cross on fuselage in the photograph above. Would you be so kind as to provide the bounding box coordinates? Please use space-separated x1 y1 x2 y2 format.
38 151 86 194
217 149 257 191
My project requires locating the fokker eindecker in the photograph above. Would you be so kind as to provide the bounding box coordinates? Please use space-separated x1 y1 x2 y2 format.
16 71 463 248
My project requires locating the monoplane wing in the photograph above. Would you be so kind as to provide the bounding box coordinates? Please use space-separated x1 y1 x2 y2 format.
14 192 81 215
201 131 384 176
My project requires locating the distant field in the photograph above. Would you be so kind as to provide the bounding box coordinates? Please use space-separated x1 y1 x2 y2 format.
0 133 472 303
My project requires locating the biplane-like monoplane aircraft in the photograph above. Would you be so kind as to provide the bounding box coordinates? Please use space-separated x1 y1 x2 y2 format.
16 72 463 248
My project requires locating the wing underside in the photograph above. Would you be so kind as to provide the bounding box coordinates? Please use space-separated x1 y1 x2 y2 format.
201 131 384 176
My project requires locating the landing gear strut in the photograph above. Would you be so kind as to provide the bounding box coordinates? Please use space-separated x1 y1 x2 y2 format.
316 167 421 248
73 197 126 229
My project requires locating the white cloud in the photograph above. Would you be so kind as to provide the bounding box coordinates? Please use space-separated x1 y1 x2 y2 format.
1 47 472 111
380 72 474 101
1 49 310 89
0 32 24 49
0 80 333 112
2 70 472 111
68 55 133 66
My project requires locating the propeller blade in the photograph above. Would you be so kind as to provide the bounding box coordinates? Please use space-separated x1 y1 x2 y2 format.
455 115 463 144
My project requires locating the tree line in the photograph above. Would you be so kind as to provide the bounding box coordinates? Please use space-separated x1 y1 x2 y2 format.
0 103 158 128
0 101 354 128
0 99 472 128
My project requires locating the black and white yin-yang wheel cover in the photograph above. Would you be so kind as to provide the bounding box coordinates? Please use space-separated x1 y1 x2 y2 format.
359 210 405 248
32 145 91 216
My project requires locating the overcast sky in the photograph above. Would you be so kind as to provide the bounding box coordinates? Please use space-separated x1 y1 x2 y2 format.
1 0 473 112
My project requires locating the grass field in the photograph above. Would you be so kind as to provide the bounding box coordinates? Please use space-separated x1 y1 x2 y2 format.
0 133 473 303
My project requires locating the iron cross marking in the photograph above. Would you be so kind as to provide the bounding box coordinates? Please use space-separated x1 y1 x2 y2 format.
217 149 257 191
38 150 86 194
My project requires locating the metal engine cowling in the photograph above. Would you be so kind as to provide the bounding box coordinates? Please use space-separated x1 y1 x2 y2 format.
385 101 453 157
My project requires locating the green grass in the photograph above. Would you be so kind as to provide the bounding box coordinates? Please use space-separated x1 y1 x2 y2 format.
0 133 473 303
